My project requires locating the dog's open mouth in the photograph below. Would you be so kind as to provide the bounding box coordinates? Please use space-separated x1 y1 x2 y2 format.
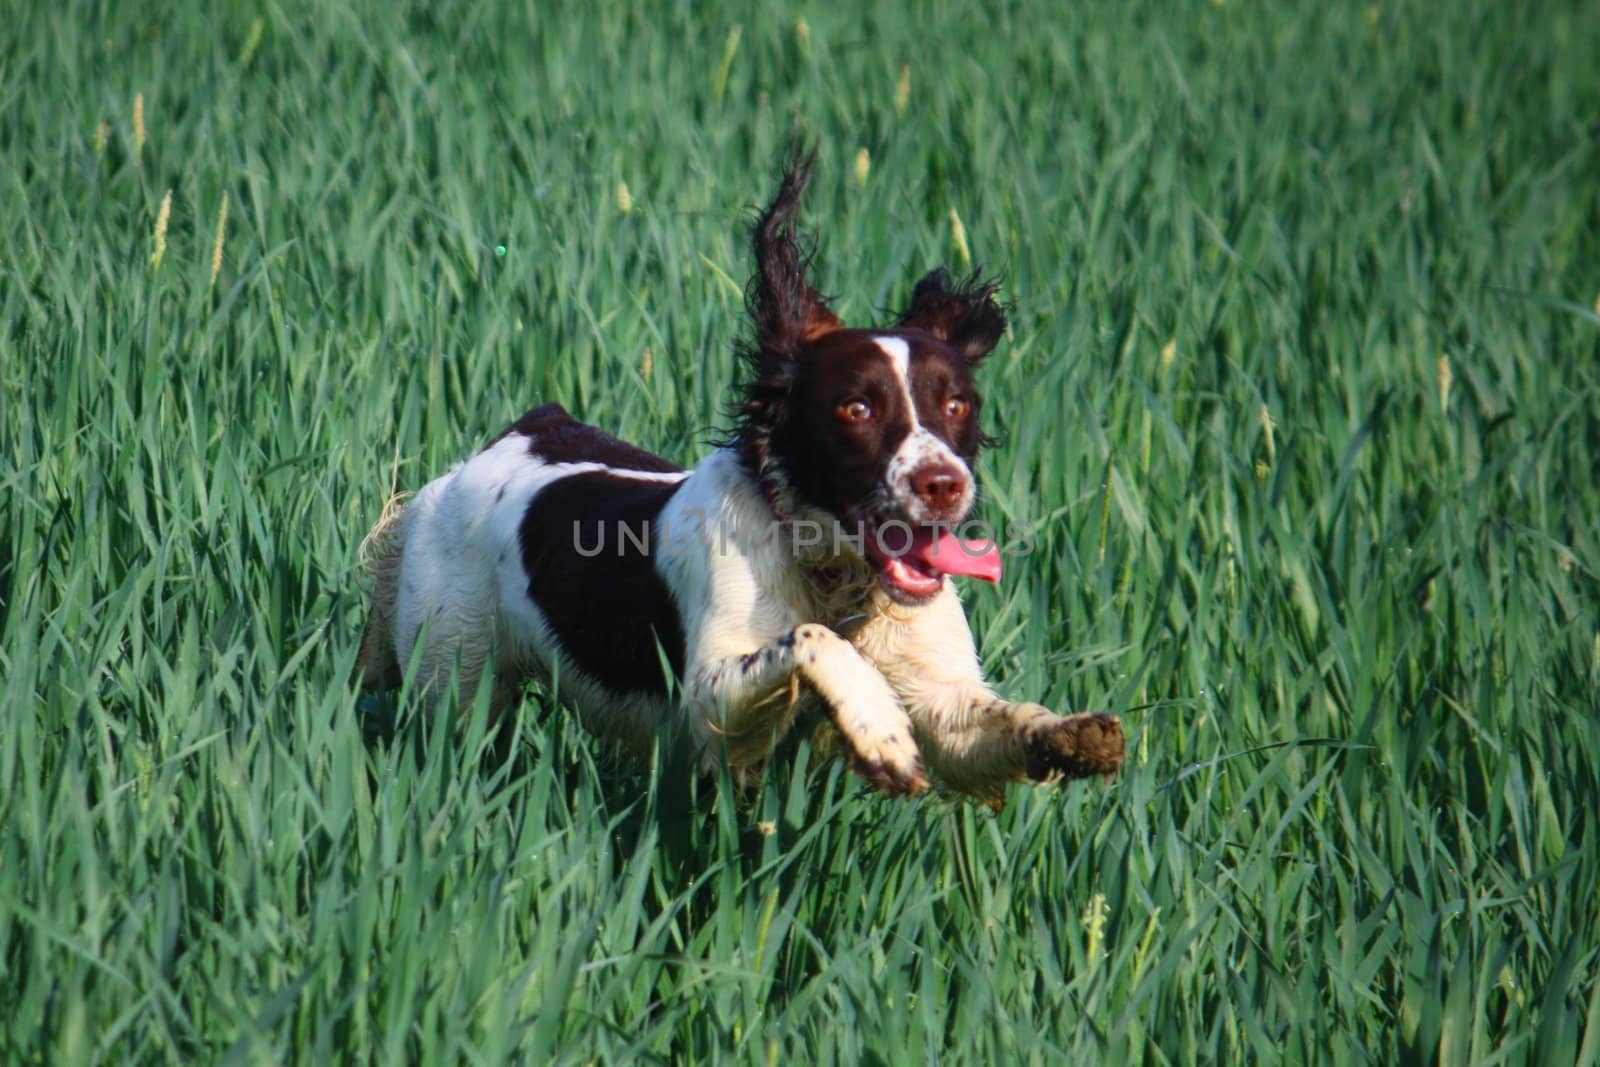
860 520 1002 600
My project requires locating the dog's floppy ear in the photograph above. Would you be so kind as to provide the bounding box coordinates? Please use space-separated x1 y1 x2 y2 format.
746 149 842 359
896 268 1007 364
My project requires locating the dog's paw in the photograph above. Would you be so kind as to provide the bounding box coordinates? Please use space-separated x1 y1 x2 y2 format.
843 729 930 797
1022 712 1125 782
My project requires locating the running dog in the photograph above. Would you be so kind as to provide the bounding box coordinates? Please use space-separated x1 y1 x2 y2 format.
356 155 1124 798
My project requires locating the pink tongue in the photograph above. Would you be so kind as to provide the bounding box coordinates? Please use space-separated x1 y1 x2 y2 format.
906 530 1003 583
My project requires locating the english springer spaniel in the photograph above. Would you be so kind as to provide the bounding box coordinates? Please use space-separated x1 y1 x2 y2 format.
356 156 1124 798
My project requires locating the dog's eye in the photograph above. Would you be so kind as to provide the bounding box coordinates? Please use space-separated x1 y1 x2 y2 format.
944 397 971 420
836 399 873 423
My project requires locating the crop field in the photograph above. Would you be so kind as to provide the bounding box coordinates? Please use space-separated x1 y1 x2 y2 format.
3 0 1599 1061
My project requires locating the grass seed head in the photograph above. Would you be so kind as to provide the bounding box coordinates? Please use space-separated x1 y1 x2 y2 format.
713 25 741 103
150 189 172 269
948 207 971 270
240 17 265 65
133 93 146 159
208 192 228 289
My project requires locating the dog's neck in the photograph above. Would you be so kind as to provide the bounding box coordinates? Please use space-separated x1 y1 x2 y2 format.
736 447 882 623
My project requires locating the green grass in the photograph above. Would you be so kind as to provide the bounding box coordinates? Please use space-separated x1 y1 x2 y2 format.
3 0 1599 1061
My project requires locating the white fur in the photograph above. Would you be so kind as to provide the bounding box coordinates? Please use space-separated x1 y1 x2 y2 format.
369 426 1111 797
390 435 687 744
654 450 920 782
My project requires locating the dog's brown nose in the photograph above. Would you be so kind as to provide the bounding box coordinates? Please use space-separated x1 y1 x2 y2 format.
912 465 968 514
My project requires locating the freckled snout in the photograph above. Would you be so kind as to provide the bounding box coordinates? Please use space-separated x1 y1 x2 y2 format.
911 463 971 521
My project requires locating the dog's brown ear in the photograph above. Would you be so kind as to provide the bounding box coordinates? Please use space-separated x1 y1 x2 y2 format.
747 150 842 358
896 268 1007 364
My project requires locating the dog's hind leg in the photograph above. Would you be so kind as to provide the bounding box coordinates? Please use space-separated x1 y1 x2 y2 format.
354 496 409 738
382 476 508 721
356 607 402 692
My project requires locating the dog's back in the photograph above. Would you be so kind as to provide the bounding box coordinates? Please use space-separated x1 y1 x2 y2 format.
357 404 692 737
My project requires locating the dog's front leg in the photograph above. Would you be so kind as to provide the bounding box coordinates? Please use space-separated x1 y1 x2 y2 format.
686 624 929 795
911 689 1125 797
855 587 1124 798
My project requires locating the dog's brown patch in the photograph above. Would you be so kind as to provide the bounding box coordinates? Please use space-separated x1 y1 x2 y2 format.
494 403 683 473
518 471 686 696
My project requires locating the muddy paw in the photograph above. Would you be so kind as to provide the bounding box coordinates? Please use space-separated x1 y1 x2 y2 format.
845 732 930 797
1023 712 1125 782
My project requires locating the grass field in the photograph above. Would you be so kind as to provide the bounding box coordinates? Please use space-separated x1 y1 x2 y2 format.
4 0 1599 1061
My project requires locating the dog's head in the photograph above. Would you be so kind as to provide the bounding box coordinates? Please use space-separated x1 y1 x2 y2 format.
734 153 1008 605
